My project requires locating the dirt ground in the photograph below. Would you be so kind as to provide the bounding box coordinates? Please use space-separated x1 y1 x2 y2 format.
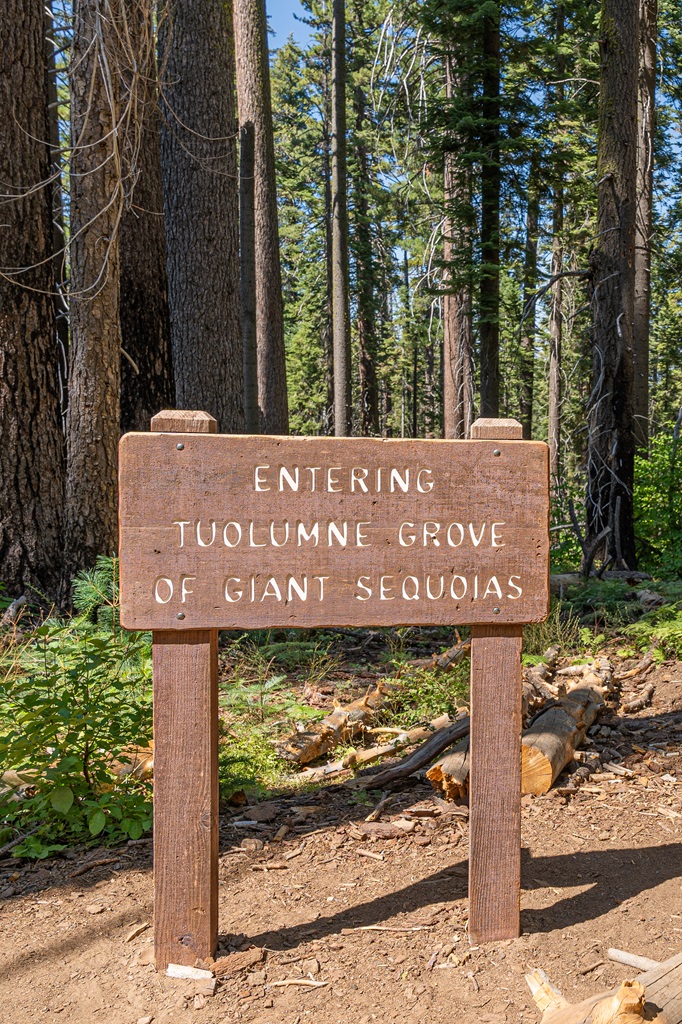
2 657 682 1024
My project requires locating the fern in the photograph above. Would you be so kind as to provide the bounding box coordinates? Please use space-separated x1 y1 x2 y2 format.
71 555 119 633
624 601 682 658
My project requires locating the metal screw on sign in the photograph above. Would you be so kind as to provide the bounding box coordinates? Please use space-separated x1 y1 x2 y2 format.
493 449 501 456
176 612 185 620
176 443 185 450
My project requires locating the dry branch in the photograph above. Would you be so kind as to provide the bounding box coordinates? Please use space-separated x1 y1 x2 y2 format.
621 683 655 714
353 717 470 789
278 680 394 764
615 646 655 681
534 951 682 1024
299 714 452 782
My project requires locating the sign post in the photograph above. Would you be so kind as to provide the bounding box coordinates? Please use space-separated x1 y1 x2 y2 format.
119 412 549 966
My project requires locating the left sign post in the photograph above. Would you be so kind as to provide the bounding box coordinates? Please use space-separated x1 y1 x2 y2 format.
146 410 219 970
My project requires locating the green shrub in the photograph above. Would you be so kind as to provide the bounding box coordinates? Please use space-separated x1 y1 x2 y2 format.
635 424 682 578
624 601 682 658
0 558 153 857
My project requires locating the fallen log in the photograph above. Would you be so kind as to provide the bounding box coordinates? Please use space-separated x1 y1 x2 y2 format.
521 657 614 796
425 737 469 800
530 951 682 1023
615 645 656 682
432 639 470 671
351 717 470 789
278 680 395 764
428 657 615 798
298 714 452 782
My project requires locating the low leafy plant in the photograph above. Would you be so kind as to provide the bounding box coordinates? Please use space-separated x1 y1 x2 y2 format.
635 424 682 578
0 558 153 857
376 663 470 730
624 601 682 658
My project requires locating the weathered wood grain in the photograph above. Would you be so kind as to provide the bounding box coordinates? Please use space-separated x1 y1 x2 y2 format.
470 417 525 440
150 409 217 433
468 624 523 943
151 411 219 970
119 432 549 630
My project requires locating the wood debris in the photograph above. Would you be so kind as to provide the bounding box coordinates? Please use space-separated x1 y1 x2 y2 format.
621 683 655 714
69 856 120 878
269 978 328 989
166 963 213 980
213 946 264 979
125 921 150 942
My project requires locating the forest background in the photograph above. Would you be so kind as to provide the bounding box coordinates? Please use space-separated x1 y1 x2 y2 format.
2 0 682 856
1 0 682 597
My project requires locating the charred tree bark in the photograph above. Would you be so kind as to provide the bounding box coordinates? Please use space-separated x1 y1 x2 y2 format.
119 0 174 433
353 83 379 436
240 123 258 434
479 8 501 418
331 0 351 436
585 0 639 570
519 159 540 440
0 0 64 597
633 0 657 452
442 59 474 440
158 0 243 432
65 0 123 576
233 0 288 434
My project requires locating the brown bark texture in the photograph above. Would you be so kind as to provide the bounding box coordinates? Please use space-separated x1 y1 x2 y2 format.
65 0 124 578
353 82 379 436
633 0 657 452
442 59 474 441
585 0 639 570
0 0 65 597
519 162 539 440
233 0 288 434
239 123 259 434
548 4 565 492
158 0 243 432
331 0 352 436
119 0 174 433
479 11 501 419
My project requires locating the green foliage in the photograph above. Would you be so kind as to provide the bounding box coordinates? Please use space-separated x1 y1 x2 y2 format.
523 602 582 657
634 423 682 578
376 663 470 730
557 578 643 628
624 602 682 659
0 558 152 857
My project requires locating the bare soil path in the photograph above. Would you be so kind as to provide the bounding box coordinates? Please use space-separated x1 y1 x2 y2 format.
1 660 681 1024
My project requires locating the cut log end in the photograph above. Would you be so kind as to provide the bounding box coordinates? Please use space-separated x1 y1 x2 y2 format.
521 743 555 796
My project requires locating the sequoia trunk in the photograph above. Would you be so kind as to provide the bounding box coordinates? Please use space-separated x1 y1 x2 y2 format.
233 0 288 433
158 0 243 432
585 0 639 569
65 0 123 576
119 0 174 433
0 0 65 596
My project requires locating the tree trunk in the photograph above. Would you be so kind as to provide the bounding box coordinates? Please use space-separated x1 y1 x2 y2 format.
519 158 540 440
633 0 657 452
158 0 243 432
331 0 351 436
65 0 123 577
322 87 335 434
548 3 565 493
548 188 563 492
240 124 258 434
0 0 65 597
585 0 639 570
119 0 174 433
44 0 69 398
442 59 474 440
479 8 501 418
233 0 288 434
353 83 379 436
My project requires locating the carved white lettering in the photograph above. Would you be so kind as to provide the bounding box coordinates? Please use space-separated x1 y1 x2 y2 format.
402 576 419 600
181 576 196 603
287 576 308 601
416 469 434 493
313 575 328 600
249 522 267 547
173 521 190 547
379 575 394 600
351 467 369 492
423 522 440 546
469 523 486 546
297 522 319 546
399 522 416 547
254 465 270 491
279 466 299 491
390 468 409 493
328 521 348 547
491 522 506 547
356 522 371 547
196 520 216 547
483 576 502 598
154 577 173 604
224 577 243 602
223 521 242 547
450 575 467 600
447 522 464 547
261 577 282 601
327 467 342 492
426 574 445 600
508 576 523 599
355 576 372 600
270 521 290 547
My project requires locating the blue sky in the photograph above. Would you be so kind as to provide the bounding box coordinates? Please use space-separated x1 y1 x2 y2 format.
267 1 311 48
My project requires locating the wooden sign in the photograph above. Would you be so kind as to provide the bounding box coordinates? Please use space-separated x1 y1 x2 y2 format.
119 433 549 630
118 412 549 972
